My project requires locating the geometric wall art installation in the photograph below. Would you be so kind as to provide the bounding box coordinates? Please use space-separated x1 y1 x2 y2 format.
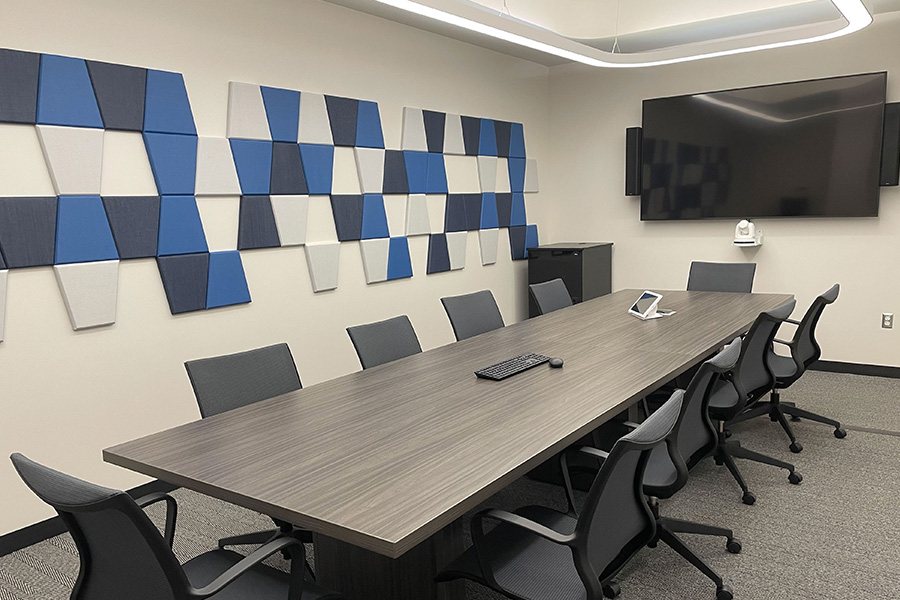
478 227 499 266
227 82 270 141
426 233 450 274
100 131 158 196
460 116 481 156
237 195 281 250
195 136 242 196
332 146 362 195
382 195 407 238
54 195 119 265
496 192 512 228
386 236 413 280
206 250 251 309
85 60 147 131
260 86 300 143
427 194 447 234
510 192 527 227
143 70 196 136
157 195 208 257
230 138 273 195
0 196 58 268
298 92 333 145
480 193 499 229
360 237 390 284
422 110 445 154
509 224 527 260
361 194 390 240
270 195 308 246
157 252 210 314
509 122 526 158
270 142 308 196
464 194 482 231
356 100 384 149
495 157 511 193
325 96 359 147
299 144 335 195
53 259 119 330
0 268 7 341
404 151 429 195
382 150 409 194
0 49 40 124
524 158 539 193
305 242 341 292
508 157 527 193
36 125 104 195
401 107 427 151
405 194 431 237
425 153 448 195
445 155 480 194
102 195 161 259
477 156 497 193
443 114 466 156
444 194 468 233
144 132 198 195
331 195 364 242
0 124 56 196
355 147 385 194
494 120 511 158
447 230 467 271
478 118 497 157
36 54 103 128
195 196 240 252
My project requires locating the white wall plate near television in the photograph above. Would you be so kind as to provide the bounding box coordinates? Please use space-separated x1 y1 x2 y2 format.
628 290 676 320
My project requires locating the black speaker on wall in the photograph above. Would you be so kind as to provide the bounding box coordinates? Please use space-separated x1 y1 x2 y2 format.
881 102 900 186
625 126 642 196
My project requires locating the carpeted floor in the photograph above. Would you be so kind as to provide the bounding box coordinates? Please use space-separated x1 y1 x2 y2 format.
2 370 899 599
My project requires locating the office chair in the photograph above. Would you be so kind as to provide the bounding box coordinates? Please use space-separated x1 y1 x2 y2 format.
708 301 803 505
9 453 343 600
687 261 756 293
729 284 845 453
529 278 574 315
185 343 312 552
346 315 422 369
440 289 505 341
436 392 733 600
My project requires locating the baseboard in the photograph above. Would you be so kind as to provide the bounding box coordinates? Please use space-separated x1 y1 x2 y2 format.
810 360 900 379
0 480 178 557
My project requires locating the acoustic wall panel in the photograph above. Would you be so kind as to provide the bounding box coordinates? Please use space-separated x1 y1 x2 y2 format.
405 194 430 236
426 194 446 234
510 192 527 226
478 228 499 266
495 157 511 193
422 110 445 154
0 124 56 196
305 195 338 243
478 119 497 157
508 157 526 193
444 195 467 233
325 95 358 147
195 195 239 251
480 193 499 229
54 195 119 265
386 236 413 280
360 237 389 284
331 147 361 194
36 55 103 128
53 259 119 330
0 49 40 124
100 131 158 196
269 142 308 195
227 82 271 140
143 70 196 135
443 114 465 155
464 194 482 231
157 252 209 313
299 144 334 195
0 196 57 267
496 192 512 228
102 195 160 259
361 194 389 239
331 195 364 242
195 136 242 196
524 158 539 192
297 92 332 145
425 153 448 194
355 147 385 194
460 116 480 156
270 195 308 246
508 224 526 260
85 60 146 131
477 156 497 193
36 125 104 195
206 250 251 308
0 268 7 341
260 86 300 143
237 195 281 250
143 132 198 195
446 230 467 270
494 120 511 158
382 194 406 237
401 107 427 151
403 151 428 194
426 233 450 274
356 100 385 149
444 155 480 194
230 138 273 195
509 122 526 158
305 241 340 292
382 150 409 194
157 195 208 256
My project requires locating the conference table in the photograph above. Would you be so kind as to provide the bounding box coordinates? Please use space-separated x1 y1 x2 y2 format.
104 289 792 600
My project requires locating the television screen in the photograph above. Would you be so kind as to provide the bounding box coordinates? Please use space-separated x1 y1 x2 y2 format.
640 73 887 220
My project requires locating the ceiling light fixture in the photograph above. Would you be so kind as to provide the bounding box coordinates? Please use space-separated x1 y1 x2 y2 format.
372 0 873 68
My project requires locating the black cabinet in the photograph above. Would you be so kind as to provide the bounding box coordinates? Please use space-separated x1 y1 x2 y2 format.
527 242 612 317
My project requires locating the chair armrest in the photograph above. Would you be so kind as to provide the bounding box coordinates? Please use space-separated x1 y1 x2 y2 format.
560 446 610 517
190 537 306 599
621 421 641 429
136 492 177 547
773 338 792 346
784 318 801 325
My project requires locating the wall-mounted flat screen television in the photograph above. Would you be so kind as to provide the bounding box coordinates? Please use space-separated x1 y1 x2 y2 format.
640 72 887 220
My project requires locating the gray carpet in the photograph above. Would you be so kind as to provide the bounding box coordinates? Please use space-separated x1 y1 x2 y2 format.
2 370 899 599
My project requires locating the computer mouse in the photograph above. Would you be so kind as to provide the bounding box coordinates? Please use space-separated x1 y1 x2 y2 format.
549 357 564 368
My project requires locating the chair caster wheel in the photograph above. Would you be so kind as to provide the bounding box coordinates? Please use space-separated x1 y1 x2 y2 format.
790 415 801 422
717 583 734 600
834 427 847 439
789 471 803 485
789 442 803 453
769 413 778 422
742 491 756 505
723 429 732 438
726 538 742 554
603 581 621 598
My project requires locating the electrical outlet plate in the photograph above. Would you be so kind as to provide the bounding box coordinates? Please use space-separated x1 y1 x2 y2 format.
883 313 894 329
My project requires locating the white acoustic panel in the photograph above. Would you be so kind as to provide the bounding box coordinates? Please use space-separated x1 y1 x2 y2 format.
196 196 240 251
195 136 242 195
331 147 361 194
383 194 407 237
0 124 57 196
446 231 467 270
53 260 119 330
405 194 431 236
445 155 481 193
298 92 333 145
354 147 385 194
270 195 309 246
0 270 7 342
100 131 157 196
401 107 427 151
227 82 271 140
305 195 338 243
478 228 499 266
524 158 539 193
495 157 511 193
477 156 498 193
359 238 390 284
443 114 465 155
37 125 104 195
305 242 341 292
426 194 446 234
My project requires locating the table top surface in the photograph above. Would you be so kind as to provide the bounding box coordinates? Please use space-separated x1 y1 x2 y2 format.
104 289 792 558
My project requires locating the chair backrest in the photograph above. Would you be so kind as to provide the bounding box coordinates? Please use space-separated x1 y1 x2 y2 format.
347 315 422 369
790 283 839 373
185 343 301 418
687 261 756 293
528 278 574 315
440 290 505 341
571 391 682 596
730 300 796 408
10 453 189 600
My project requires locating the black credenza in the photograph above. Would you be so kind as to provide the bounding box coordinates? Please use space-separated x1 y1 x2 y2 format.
527 242 613 318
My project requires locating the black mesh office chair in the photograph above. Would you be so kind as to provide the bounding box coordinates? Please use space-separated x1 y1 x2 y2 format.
529 278 574 315
9 453 343 600
729 284 845 452
346 315 422 369
708 301 803 505
687 261 756 293
184 343 312 551
440 290 505 341
436 392 732 600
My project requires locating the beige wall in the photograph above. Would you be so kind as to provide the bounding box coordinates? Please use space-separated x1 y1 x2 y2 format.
546 12 900 368
0 0 550 535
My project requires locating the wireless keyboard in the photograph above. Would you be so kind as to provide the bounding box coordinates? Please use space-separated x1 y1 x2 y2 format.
475 353 550 380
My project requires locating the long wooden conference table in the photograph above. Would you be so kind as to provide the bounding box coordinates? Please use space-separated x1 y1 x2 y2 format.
104 289 792 600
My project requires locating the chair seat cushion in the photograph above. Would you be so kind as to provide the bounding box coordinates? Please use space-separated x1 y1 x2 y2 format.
767 351 797 381
642 443 678 496
707 379 740 420
436 505 587 600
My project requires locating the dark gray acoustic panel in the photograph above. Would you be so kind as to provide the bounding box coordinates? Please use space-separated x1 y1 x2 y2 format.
0 247 5 269
625 126 642 196
382 150 409 194
237 195 281 250
464 193 482 231
0 196 57 268
509 225 527 260
422 110 445 154
102 195 160 259
881 102 899 187
444 195 467 233
325 95 358 147
460 116 480 156
157 252 209 314
269 142 308 195
494 120 512 158
0 49 40 124
331 195 364 242
495 192 512 228
86 60 147 131
426 233 450 274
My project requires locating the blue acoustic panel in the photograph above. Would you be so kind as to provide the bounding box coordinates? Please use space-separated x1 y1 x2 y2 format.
298 144 334 195
460 116 480 156
525 224 539 258
36 54 103 128
0 48 40 124
157 195 208 256
143 70 196 135
480 192 499 229
0 196 57 268
361 194 389 239
270 142 308 195
331 195 364 242
508 157 526 193
382 150 408 194
496 192 512 228
101 195 160 259
509 122 526 158
509 225 527 260
464 193 482 231
325 95 358 147
230 138 273 195
478 119 497 157
207 250 251 308
238 195 281 250
261 86 300 143
86 60 146 131
426 233 450 274
54 195 119 265
494 120 511 158
387 236 413 280
423 110 445 154
425 153 448 194
403 151 428 194
510 192 527 226
356 100 384 149
157 252 209 314
444 195 467 233
143 132 198 195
